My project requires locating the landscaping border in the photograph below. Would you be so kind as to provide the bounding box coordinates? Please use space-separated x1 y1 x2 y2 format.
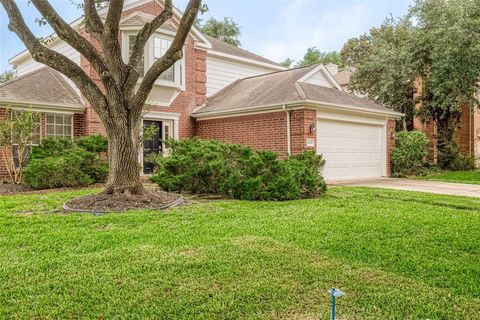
63 194 184 215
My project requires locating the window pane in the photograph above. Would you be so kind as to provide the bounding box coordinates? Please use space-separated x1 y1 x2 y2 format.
56 125 63 136
47 114 55 124
47 124 54 136
64 125 72 137
55 114 64 125
64 116 72 125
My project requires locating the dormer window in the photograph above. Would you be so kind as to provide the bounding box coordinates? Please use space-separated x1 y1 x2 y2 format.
122 31 184 89
154 37 174 81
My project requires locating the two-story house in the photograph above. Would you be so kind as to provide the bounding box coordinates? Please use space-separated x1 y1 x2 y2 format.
0 0 402 181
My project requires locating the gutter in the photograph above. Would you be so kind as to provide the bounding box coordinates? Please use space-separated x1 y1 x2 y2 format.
193 100 404 120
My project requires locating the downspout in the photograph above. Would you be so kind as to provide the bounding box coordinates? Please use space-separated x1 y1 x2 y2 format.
283 105 292 156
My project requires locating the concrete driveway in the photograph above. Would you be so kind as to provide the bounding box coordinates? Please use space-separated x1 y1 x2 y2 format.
332 178 480 198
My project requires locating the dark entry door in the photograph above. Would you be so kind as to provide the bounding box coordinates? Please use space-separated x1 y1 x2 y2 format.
143 120 163 174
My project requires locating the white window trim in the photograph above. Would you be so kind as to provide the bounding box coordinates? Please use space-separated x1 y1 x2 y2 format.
122 30 185 91
45 113 74 140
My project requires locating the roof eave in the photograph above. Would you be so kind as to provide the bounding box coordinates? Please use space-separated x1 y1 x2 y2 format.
0 99 85 113
193 99 404 120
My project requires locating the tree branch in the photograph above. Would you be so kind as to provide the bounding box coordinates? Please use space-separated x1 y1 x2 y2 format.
123 0 173 94
84 0 104 38
30 0 124 109
0 0 107 112
131 0 199 109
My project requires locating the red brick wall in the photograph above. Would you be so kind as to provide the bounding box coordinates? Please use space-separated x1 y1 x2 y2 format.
290 109 316 154
196 112 289 156
79 0 207 138
386 119 396 177
73 113 85 137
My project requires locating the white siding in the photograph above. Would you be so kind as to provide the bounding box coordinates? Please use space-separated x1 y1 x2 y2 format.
16 41 81 76
303 70 334 88
206 56 277 96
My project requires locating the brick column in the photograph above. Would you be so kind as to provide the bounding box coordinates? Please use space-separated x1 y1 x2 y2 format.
290 109 317 155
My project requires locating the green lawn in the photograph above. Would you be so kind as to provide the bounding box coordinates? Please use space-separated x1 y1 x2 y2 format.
0 188 479 319
418 170 480 185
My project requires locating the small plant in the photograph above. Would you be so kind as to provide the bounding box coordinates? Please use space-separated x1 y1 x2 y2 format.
149 138 327 201
391 130 429 177
0 108 41 184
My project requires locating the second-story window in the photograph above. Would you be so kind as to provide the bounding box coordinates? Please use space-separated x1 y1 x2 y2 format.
129 35 145 77
154 37 175 81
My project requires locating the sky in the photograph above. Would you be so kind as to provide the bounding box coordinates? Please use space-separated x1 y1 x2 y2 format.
0 0 412 72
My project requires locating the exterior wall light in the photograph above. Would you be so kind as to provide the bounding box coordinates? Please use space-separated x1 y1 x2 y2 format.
309 122 316 133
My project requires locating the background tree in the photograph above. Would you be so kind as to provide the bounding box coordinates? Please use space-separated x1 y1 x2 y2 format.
0 69 15 83
295 48 343 68
0 108 40 184
279 58 294 68
412 0 480 168
0 0 202 195
196 16 241 46
340 17 418 130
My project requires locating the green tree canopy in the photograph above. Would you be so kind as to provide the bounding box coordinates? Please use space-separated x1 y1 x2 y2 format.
0 69 15 83
340 0 480 168
340 17 418 130
296 48 343 68
196 17 241 46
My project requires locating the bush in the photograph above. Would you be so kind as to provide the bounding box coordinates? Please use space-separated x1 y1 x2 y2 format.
150 138 327 201
24 136 108 189
391 130 429 177
76 134 108 153
438 142 477 171
24 149 94 189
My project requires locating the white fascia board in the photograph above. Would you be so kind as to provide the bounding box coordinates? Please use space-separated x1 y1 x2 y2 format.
2 100 85 113
305 100 404 119
207 50 286 71
193 99 404 120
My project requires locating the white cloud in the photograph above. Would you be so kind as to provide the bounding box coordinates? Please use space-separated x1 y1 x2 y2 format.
255 0 371 63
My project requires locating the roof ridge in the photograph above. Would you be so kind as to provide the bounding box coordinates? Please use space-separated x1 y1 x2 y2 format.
294 82 307 100
47 69 81 104
238 64 316 81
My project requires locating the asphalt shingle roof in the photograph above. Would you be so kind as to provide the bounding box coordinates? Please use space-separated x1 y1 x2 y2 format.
193 64 397 116
0 67 83 107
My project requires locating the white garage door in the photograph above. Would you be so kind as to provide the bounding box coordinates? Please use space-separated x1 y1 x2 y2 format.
317 119 384 180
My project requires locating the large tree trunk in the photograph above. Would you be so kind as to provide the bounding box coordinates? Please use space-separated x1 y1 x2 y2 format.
103 116 145 195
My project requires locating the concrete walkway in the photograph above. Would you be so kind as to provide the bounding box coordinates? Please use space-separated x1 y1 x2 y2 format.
332 178 480 198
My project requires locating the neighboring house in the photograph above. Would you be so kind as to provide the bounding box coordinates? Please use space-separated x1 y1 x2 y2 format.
0 0 402 182
330 65 480 162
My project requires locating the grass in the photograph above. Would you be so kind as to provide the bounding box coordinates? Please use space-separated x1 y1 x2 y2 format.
417 170 480 185
0 187 479 319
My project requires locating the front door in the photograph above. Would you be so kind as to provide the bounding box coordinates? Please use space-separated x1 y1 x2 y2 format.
143 120 163 174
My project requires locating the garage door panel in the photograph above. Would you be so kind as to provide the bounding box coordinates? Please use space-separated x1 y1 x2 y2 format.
317 119 384 180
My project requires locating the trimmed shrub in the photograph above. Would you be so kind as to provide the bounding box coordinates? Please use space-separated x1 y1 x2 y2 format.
24 149 94 189
76 134 108 153
24 136 108 189
391 130 429 176
150 138 327 201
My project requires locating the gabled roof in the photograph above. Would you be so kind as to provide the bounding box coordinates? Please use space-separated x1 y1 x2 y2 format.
0 67 83 108
203 35 283 67
192 64 402 118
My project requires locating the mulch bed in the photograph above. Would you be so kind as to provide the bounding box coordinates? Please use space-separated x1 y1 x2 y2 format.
64 190 183 213
0 183 34 195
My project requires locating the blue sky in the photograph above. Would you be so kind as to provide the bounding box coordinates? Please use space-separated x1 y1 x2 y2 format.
0 0 412 72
